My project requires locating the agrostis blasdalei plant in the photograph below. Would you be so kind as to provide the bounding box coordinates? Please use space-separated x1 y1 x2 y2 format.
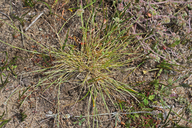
0 1 144 127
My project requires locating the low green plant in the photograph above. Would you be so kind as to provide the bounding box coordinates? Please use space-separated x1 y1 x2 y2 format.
0 51 18 90
19 110 27 122
123 102 159 127
73 115 86 126
23 0 35 7
0 112 11 128
150 73 192 126
113 91 159 127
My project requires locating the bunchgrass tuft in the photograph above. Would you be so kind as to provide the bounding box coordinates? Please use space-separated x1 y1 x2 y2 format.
1 0 191 127
0 0 145 127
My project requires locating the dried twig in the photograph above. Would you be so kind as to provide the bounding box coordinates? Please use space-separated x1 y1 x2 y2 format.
39 94 55 106
0 11 12 20
20 25 26 49
25 12 44 31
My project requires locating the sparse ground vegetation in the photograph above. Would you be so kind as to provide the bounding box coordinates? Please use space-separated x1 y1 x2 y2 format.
0 0 192 127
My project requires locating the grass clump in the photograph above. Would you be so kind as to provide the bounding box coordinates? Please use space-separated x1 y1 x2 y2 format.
0 0 141 126
9 1 145 126
0 0 191 127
